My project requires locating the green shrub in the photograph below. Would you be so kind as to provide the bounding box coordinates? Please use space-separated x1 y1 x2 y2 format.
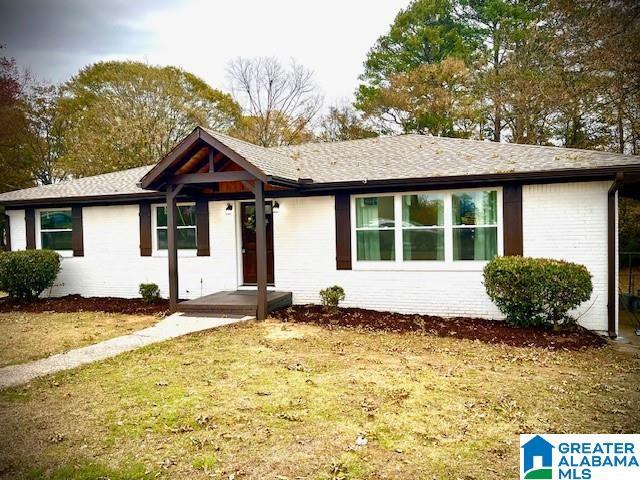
319 285 345 310
483 256 593 329
0 250 61 300
139 283 161 303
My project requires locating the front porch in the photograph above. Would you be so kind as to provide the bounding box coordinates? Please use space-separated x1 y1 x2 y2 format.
177 290 292 317
138 127 300 319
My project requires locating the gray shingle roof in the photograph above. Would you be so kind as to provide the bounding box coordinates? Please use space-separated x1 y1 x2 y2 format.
1 133 638 204
203 129 302 180
0 165 153 203
271 134 640 183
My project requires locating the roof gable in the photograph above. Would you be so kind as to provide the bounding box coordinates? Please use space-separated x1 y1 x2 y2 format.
139 127 300 190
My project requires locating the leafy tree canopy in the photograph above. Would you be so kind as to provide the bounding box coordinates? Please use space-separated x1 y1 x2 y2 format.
59 61 241 177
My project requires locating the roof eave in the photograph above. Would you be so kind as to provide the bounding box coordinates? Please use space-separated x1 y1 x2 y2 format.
298 165 640 192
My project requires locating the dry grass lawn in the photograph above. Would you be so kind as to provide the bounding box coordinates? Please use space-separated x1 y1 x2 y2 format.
0 319 639 480
0 312 160 367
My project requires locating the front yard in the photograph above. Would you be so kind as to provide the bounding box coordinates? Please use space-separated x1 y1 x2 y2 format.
0 312 160 367
1 318 638 479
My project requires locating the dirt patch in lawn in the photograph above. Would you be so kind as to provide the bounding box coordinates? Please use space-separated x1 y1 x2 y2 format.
0 294 169 316
271 305 608 350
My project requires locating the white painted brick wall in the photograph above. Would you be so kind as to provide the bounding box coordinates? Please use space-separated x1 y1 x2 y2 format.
6 202 239 300
273 195 503 319
522 181 610 332
5 181 614 331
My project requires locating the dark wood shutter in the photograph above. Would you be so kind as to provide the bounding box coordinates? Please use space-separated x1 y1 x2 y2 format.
25 207 36 249
196 198 210 256
71 206 84 256
2 213 10 251
503 184 523 256
335 193 352 270
139 201 152 256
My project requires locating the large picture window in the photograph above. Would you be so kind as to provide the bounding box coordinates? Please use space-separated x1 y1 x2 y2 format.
353 189 500 266
355 196 395 261
155 204 197 250
40 209 72 251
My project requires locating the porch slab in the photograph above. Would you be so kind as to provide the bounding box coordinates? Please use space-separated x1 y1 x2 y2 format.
177 290 292 316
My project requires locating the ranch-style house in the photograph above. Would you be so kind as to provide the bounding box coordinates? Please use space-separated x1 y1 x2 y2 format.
1 127 639 336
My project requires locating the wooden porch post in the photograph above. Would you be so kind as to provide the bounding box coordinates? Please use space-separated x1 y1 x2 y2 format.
254 180 268 320
167 184 184 312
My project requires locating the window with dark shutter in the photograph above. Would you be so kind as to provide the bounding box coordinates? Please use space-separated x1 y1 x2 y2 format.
71 206 84 256
335 193 352 270
139 201 152 256
25 207 36 249
502 184 523 256
196 199 210 256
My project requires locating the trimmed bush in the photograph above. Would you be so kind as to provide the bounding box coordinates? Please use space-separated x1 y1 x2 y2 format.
319 285 345 310
483 256 593 329
139 283 161 303
0 250 61 300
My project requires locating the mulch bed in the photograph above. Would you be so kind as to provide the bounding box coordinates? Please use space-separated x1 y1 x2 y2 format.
271 305 609 350
0 295 170 316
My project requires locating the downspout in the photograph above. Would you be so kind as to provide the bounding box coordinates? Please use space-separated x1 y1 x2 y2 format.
607 172 624 338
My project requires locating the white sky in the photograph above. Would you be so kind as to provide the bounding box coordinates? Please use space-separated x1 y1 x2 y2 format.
1 0 410 106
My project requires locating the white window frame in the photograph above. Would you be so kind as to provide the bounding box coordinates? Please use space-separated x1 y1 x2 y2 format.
350 187 503 271
35 207 73 257
354 195 396 261
151 202 198 257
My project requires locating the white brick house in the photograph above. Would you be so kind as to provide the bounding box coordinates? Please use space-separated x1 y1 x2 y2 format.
1 128 639 335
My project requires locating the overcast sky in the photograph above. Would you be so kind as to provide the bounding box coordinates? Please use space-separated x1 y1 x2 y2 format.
0 0 409 105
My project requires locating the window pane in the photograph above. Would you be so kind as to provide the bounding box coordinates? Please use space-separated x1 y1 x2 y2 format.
452 191 497 226
453 227 497 260
157 229 167 250
177 205 197 226
40 210 72 230
402 194 443 227
156 207 167 228
356 230 395 261
177 228 197 249
157 228 197 250
356 197 395 228
156 205 196 228
41 231 72 250
403 229 444 260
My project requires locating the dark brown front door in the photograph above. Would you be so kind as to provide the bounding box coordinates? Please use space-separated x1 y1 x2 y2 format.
241 202 274 285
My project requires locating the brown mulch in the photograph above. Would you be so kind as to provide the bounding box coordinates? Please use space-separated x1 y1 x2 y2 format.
271 305 609 350
0 294 170 316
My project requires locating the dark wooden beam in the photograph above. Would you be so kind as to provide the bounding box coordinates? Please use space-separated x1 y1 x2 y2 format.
208 150 215 172
254 181 268 320
140 128 202 189
198 128 269 182
167 171 256 185
167 183 184 312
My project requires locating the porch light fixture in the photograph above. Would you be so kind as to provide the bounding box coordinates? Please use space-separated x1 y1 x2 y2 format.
225 203 233 215
273 201 280 213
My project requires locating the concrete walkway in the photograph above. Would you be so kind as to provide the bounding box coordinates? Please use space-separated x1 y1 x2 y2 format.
0 313 252 390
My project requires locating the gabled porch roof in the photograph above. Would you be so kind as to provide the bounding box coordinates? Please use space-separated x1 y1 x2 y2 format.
139 127 301 192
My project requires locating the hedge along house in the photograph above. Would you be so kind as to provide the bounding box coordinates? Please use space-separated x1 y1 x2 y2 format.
1 127 639 335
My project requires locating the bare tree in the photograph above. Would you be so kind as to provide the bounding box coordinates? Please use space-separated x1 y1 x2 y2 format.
227 57 323 146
